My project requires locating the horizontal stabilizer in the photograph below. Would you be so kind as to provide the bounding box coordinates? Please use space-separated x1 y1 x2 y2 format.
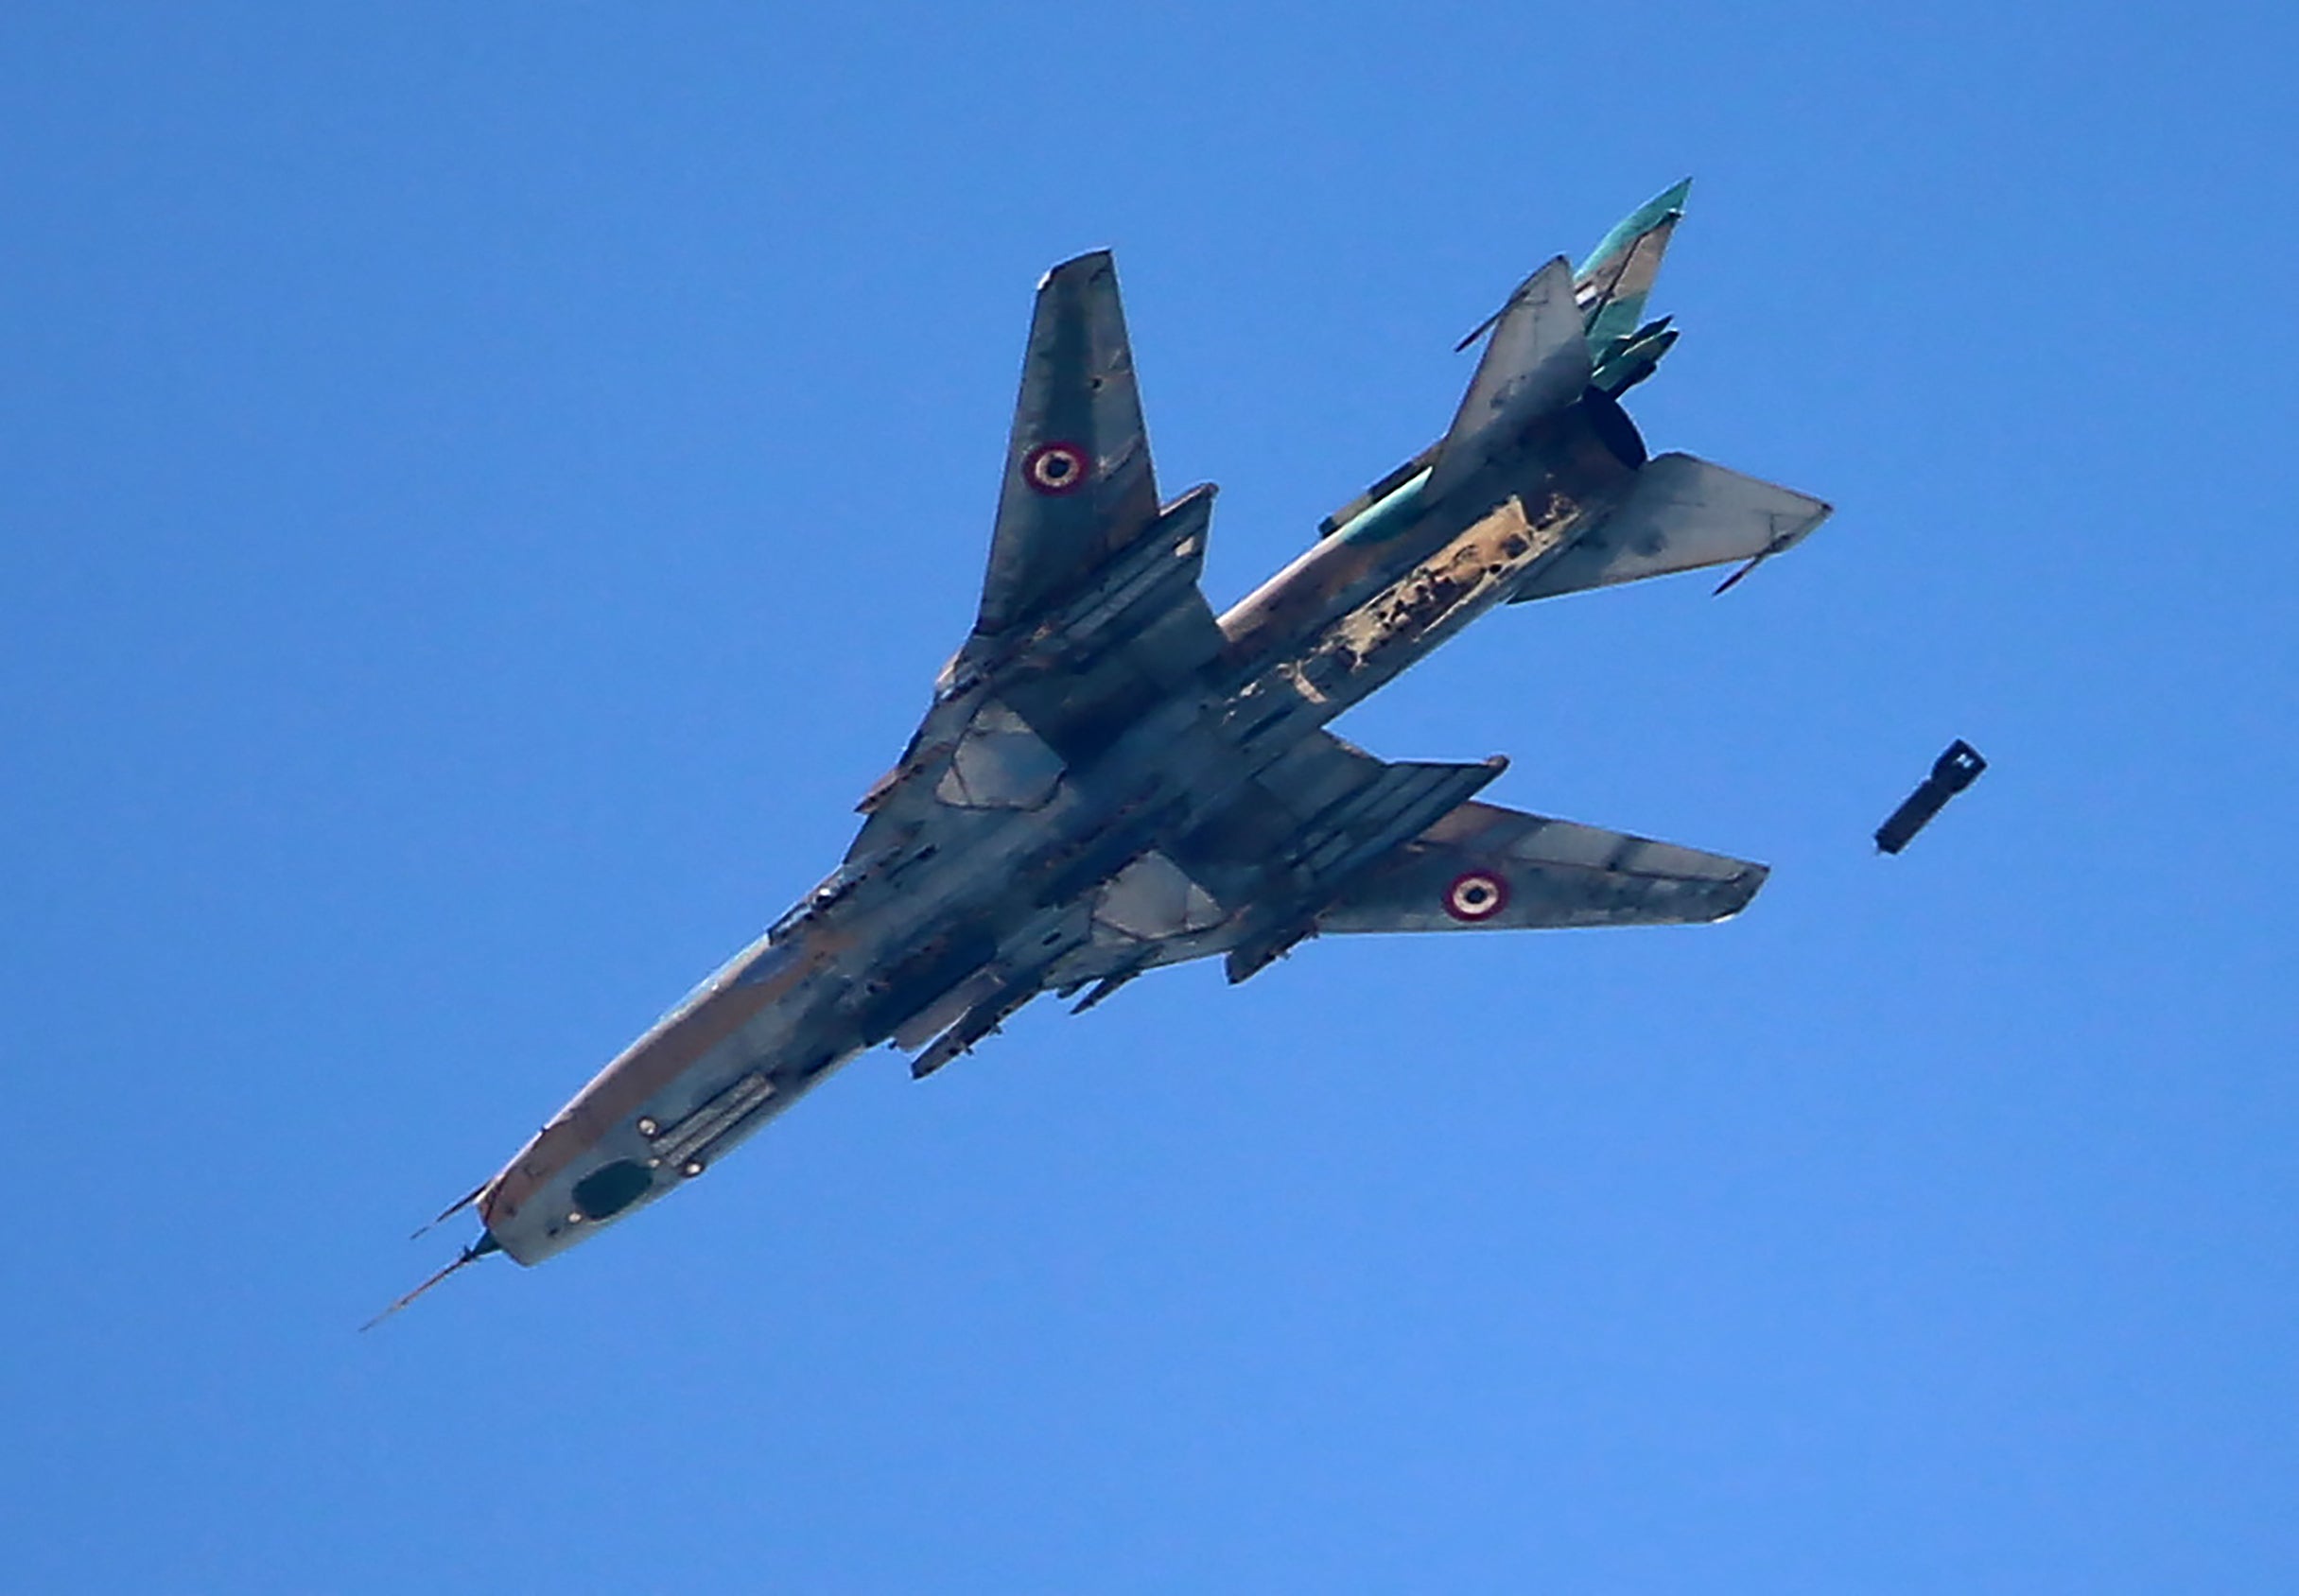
1510 452 1831 602
1425 257 1591 502
1315 798 1766 933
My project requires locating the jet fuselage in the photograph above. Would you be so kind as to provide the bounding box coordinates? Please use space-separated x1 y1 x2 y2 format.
428 184 1832 1281
479 390 1649 1263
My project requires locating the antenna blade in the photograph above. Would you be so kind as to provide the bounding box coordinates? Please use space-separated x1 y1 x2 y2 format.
408 1178 492 1241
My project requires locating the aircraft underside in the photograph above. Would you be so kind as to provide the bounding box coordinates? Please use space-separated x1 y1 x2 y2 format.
381 182 1831 1294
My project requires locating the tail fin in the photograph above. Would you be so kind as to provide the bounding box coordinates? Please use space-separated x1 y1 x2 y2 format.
1576 180 1690 353
1315 184 1692 536
1424 256 1590 501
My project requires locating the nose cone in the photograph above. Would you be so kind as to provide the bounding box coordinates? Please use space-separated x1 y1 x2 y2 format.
480 1149 673 1265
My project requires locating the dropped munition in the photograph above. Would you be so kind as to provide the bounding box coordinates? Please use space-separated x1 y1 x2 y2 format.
1875 740 1987 855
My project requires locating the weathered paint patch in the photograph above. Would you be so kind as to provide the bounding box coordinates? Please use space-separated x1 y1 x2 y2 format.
1093 851 1226 940
935 700 1066 809
1293 491 1575 699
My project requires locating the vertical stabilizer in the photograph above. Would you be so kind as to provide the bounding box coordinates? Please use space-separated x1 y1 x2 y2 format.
1576 180 1689 347
1424 256 1590 502
1578 180 1690 392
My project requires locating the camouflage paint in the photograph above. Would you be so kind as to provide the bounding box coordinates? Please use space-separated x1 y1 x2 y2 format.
440 188 1831 1277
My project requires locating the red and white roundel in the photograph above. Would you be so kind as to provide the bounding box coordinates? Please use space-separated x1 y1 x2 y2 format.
1444 870 1509 922
1023 441 1090 495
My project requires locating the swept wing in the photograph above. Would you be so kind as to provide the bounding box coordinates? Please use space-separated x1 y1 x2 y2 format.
974 251 1164 637
1316 797 1766 933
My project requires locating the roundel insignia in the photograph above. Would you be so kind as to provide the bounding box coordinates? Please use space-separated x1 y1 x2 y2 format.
1023 441 1090 496
1444 870 1509 922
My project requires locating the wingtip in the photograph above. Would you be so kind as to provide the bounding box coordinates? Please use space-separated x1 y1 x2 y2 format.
1713 860 1769 921
1036 249 1116 291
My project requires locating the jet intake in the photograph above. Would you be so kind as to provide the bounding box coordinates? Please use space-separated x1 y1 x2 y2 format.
1579 386 1647 472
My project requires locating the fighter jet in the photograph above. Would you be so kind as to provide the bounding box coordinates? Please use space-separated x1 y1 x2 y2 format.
399 182 1832 1295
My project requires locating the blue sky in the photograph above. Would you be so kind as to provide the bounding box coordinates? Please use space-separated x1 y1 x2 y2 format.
4 3 2295 1591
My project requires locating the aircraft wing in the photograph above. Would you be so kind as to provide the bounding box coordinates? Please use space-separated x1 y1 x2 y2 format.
1038 736 1764 1011
854 253 1226 853
1036 732 1503 991
1314 797 1766 932
973 251 1164 638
